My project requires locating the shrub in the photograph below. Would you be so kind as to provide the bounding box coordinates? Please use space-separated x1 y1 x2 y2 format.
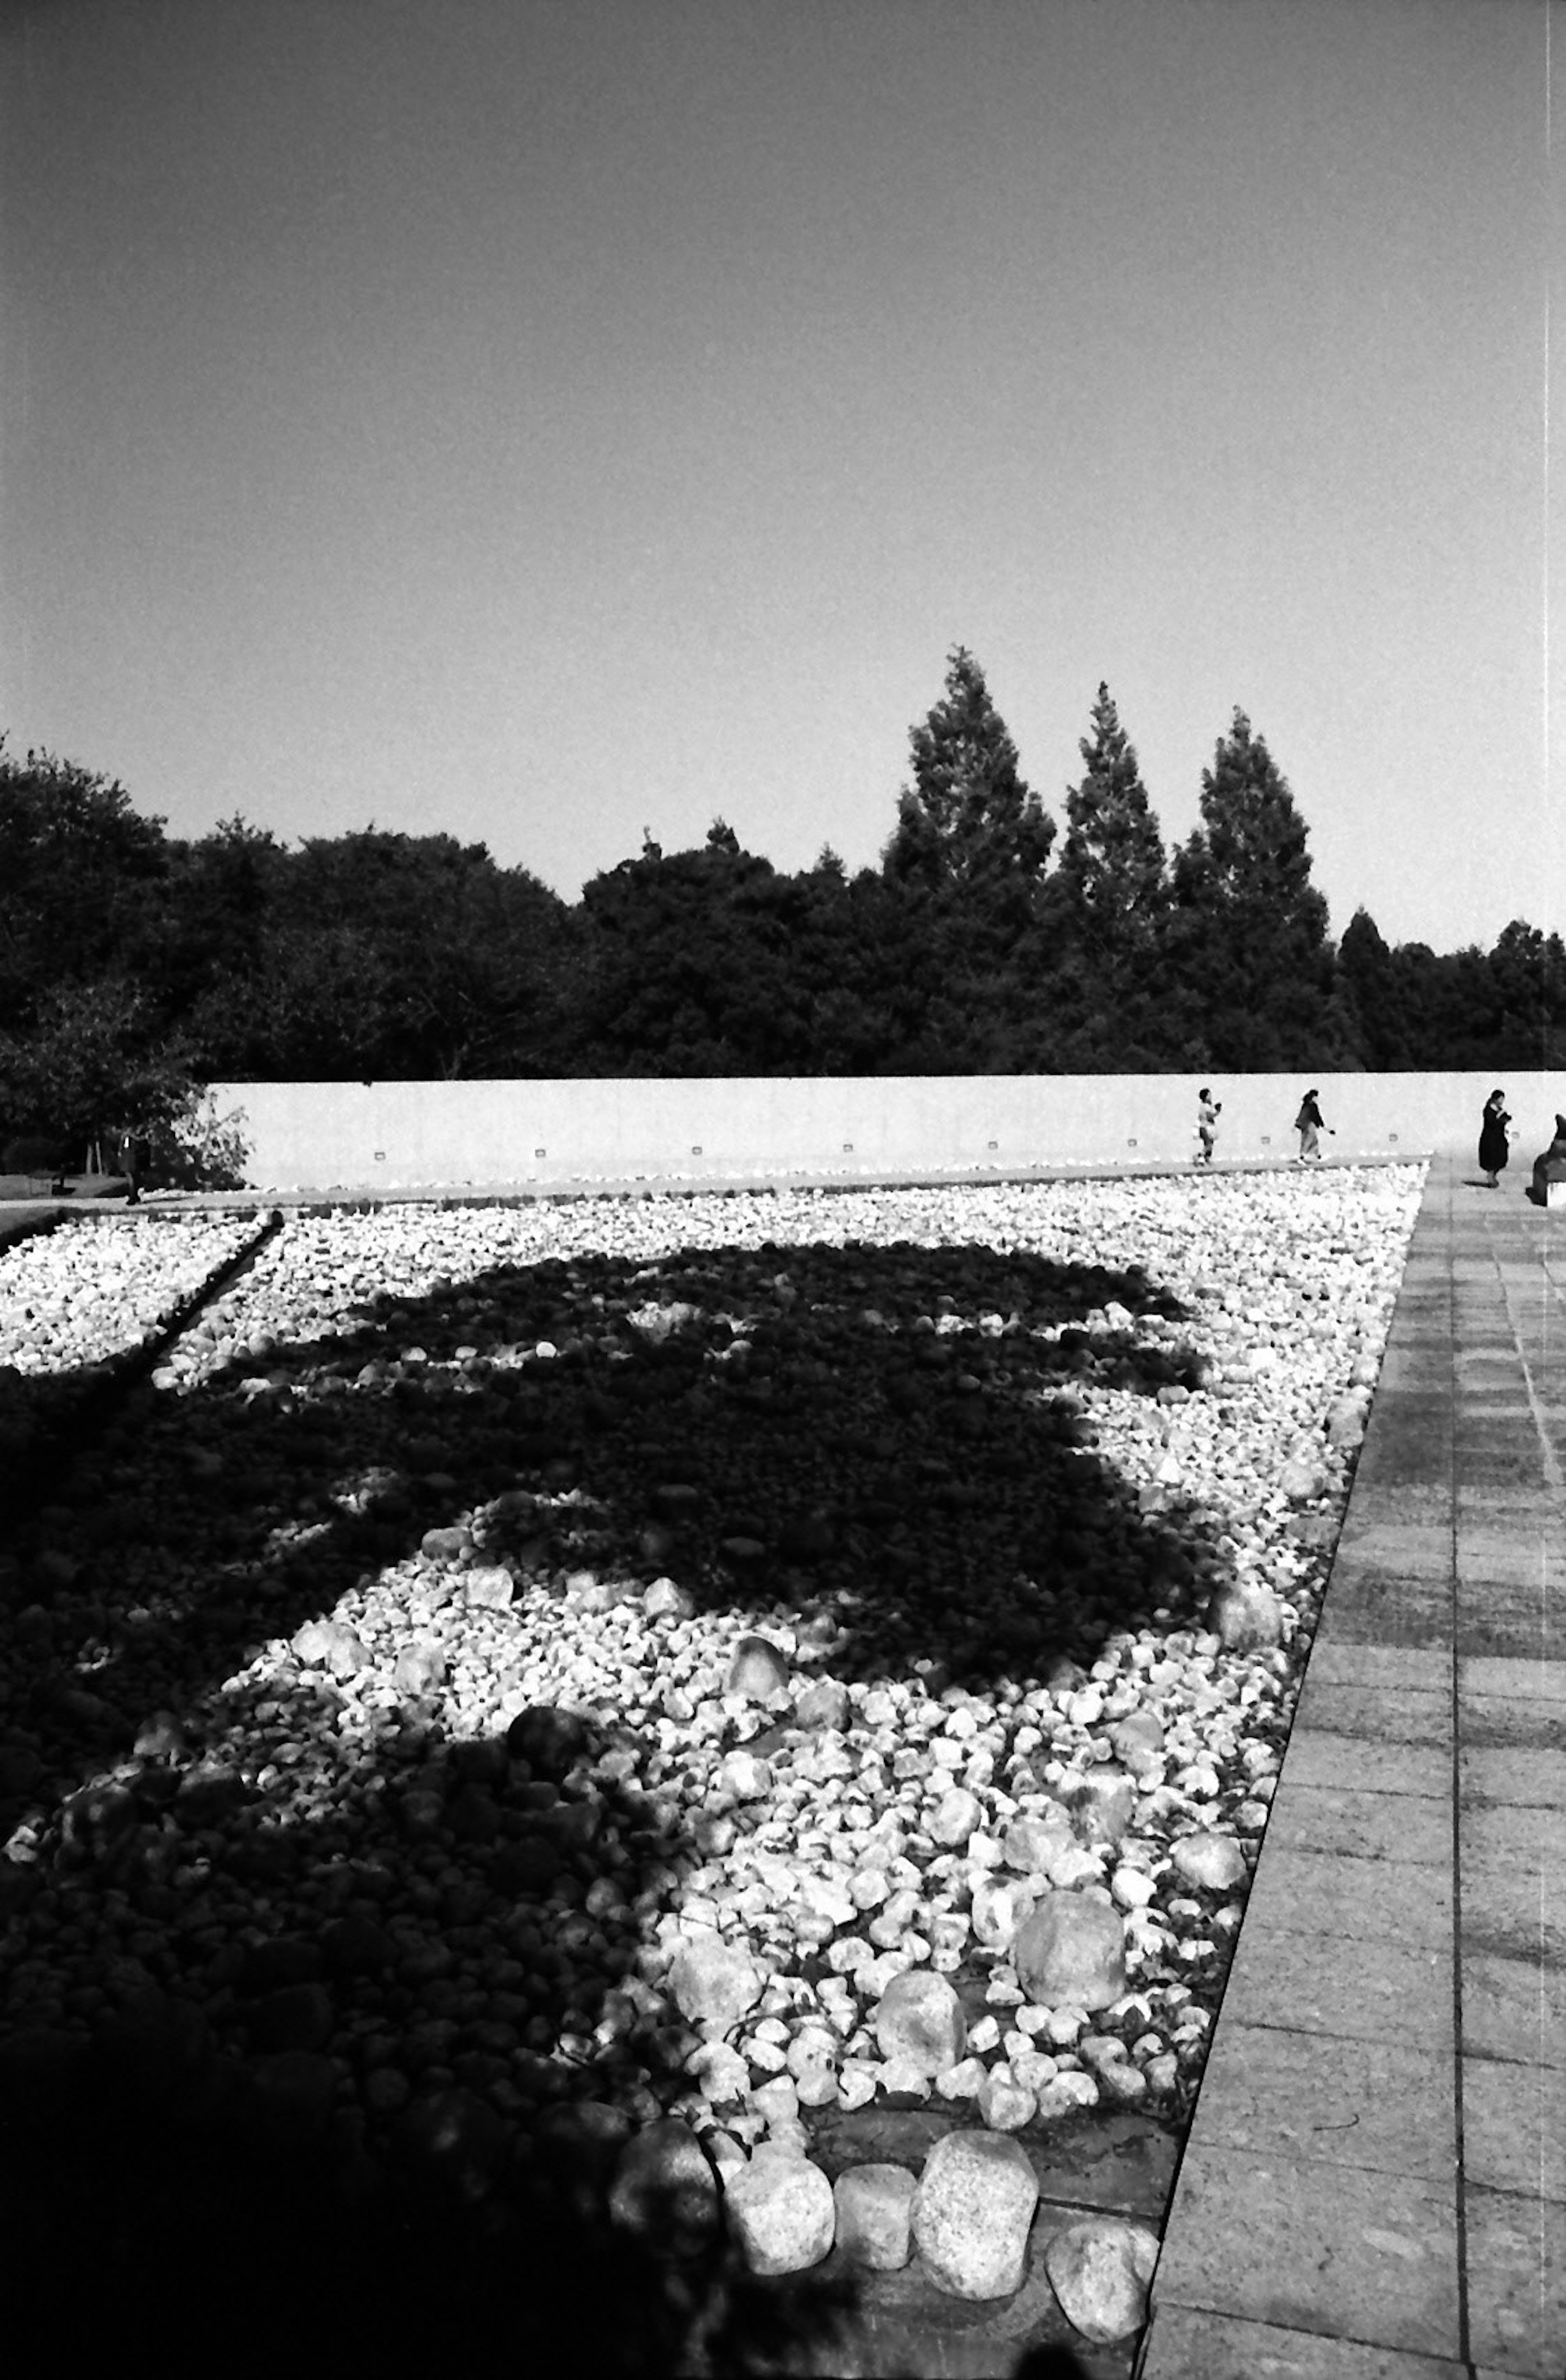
141 1091 252 1192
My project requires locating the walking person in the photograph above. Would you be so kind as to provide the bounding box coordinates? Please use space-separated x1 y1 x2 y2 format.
114 1122 143 1206
1294 1089 1332 1162
1195 1087 1221 1165
1478 1089 1511 1189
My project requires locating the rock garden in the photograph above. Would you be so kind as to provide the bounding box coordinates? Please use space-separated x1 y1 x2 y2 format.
0 1167 1424 2376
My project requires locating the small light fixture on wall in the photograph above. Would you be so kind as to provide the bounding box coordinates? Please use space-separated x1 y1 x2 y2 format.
692 1146 703 1156
373 1151 385 1162
534 1148 546 1159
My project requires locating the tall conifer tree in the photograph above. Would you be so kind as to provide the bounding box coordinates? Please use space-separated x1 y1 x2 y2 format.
882 646 1053 888
1040 683 1171 1065
877 647 1054 1068
1056 684 1166 945
1169 708 1336 1067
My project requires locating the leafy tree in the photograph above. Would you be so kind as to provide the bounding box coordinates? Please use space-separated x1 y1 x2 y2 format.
0 977 192 1163
574 832 831 1075
156 817 287 1054
1168 709 1338 1068
1487 919 1566 1069
1337 908 1416 1068
179 830 574 1081
0 741 171 1033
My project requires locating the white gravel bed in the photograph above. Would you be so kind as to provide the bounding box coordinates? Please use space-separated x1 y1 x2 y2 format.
0 1211 265 1376
0 1211 271 1488
0 1168 1423 2282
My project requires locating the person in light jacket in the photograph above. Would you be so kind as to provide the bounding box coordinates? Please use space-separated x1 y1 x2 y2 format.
1294 1090 1332 1162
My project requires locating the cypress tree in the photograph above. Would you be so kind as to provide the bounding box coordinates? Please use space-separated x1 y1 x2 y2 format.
1170 708 1334 1068
882 646 1053 890
1041 684 1170 1065
878 647 1054 1069
1056 684 1166 950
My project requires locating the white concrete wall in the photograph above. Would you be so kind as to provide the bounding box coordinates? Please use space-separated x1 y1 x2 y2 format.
204 1074 1565 1192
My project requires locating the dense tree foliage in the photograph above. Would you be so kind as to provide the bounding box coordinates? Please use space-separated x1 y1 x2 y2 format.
3 659 1562 1161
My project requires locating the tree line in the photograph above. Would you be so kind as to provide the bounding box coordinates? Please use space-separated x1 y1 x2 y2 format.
2 649 1563 1169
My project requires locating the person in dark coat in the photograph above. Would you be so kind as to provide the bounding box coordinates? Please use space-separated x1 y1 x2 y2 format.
114 1124 144 1205
1478 1090 1511 1187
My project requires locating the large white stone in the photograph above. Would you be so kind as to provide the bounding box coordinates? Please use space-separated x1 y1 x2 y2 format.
726 1636 791 1698
833 2162 915 2271
667 1937 763 2033
1044 2215 1159 2342
1170 1830 1248 1892
1208 1577 1286 1651
1014 1892 1128 2012
724 2149 836 2275
871 1969 966 2078
911 2131 1039 2299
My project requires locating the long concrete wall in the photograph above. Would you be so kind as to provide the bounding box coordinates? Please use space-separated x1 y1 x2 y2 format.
205 1074 1565 1193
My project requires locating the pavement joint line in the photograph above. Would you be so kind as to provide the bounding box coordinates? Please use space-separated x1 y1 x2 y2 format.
1484 1212 1566 1499
1449 1275 1474 2373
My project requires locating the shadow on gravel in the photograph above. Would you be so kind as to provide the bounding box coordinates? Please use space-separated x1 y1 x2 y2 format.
0 1229 1227 2378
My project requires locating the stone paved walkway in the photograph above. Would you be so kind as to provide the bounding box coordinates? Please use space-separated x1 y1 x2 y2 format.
1140 1152 1566 2379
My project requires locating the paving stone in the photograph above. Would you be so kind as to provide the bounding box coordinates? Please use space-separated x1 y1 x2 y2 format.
1264 1784 1450 1866
1453 1446 1557 1497
1353 1438 1451 1491
1461 1801 1566 1884
1154 2146 1460 2360
1315 1594 1454 1652
1460 1691 1566 1749
1463 2184 1566 2379
1289 1680 1450 1744
1455 1597 1566 1664
1460 1747 1566 1811
1335 1507 1455 1558
1460 1950 1566 2072
1218 1928 1453 2053
1242 1847 1452 1951
1460 1657 1566 1706
1303 1644 1451 1692
1141 2304 1470 2378
1184 2023 1454 2183
1461 2057 1566 2204
1280 1736 1451 1801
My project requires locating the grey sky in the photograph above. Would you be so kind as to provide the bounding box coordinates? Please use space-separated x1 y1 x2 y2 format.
1 0 1557 951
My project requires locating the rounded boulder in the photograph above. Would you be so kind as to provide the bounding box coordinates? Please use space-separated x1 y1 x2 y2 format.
911 2131 1039 2299
668 1936 764 2033
724 2148 836 2276
833 2163 916 2271
1014 1892 1128 2014
1044 2215 1159 2343
870 1969 966 2079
